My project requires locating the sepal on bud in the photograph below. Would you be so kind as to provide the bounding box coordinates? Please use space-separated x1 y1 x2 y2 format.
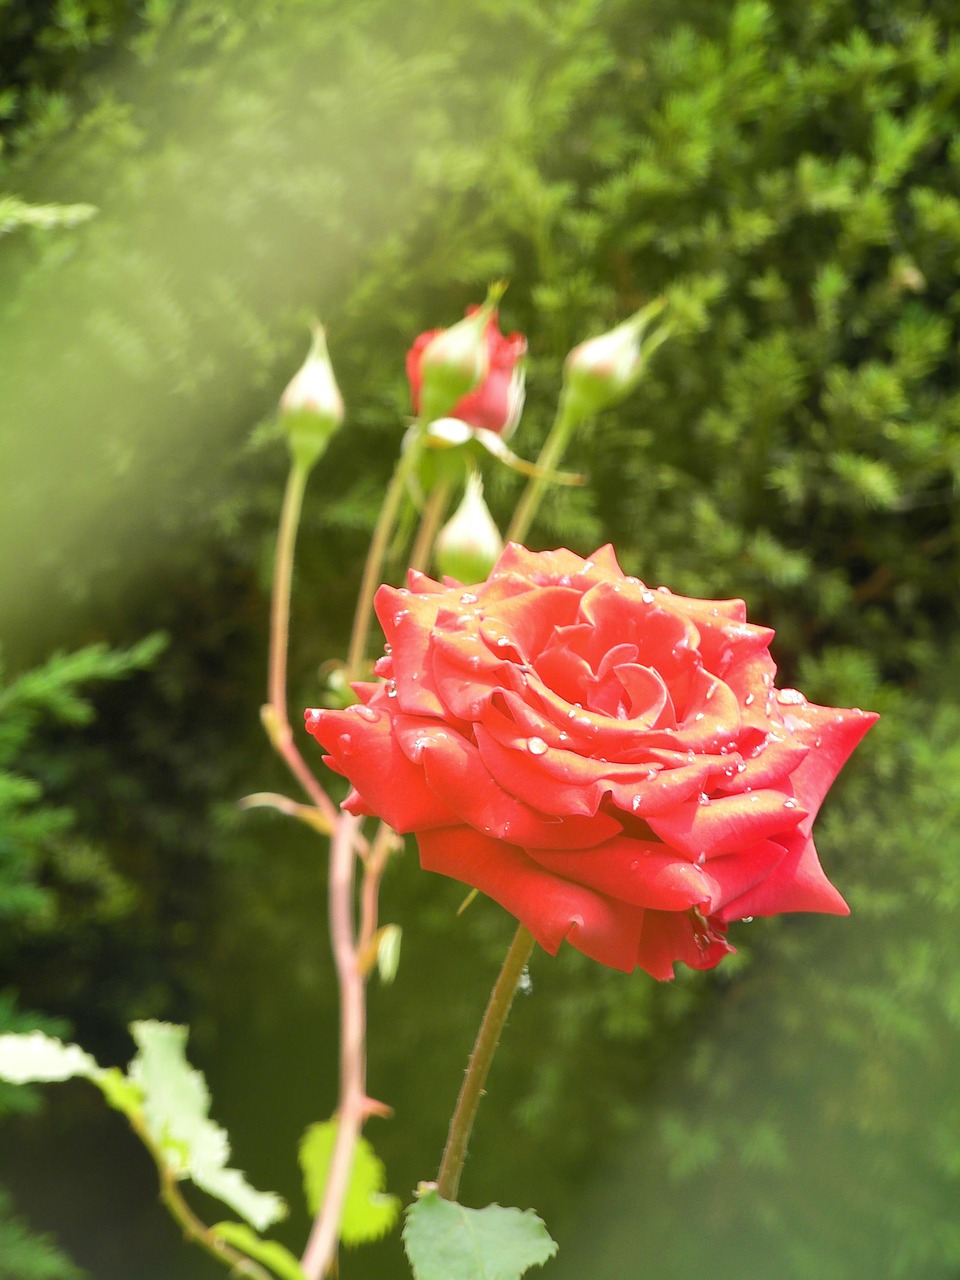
435 473 503 584
563 297 670 418
279 323 345 470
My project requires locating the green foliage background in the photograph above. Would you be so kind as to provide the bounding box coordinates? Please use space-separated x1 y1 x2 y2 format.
1 0 959 1277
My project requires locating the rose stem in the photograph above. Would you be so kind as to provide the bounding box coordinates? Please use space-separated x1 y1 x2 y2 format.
265 461 338 829
301 811 370 1280
408 478 452 573
346 439 420 682
505 394 585 546
436 923 537 1202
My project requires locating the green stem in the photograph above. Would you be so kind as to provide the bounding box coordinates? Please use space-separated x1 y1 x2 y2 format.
408 479 452 574
505 394 586 546
346 438 420 681
436 923 536 1202
265 463 337 828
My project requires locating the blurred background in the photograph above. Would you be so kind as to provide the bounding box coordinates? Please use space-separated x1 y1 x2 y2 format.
1 0 959 1276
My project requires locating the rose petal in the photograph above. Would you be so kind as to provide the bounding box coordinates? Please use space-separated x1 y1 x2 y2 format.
391 715 620 849
417 826 645 971
304 704 458 832
715 831 849 919
646 789 808 860
635 909 733 980
527 836 716 910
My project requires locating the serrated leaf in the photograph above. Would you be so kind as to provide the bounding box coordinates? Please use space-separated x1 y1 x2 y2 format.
211 1222 307 1280
300 1120 400 1246
0 1032 98 1083
403 1191 558 1280
128 1021 285 1232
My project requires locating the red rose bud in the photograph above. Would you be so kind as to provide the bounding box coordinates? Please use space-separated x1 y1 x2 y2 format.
408 303 527 437
435 473 503 584
305 545 876 980
563 298 669 417
279 324 344 469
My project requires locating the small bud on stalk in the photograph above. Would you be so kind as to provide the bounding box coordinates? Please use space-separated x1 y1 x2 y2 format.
562 298 669 418
279 323 345 470
435 473 503 584
407 283 526 433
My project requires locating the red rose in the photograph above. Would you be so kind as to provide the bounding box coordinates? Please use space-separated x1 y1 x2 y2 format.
407 308 527 437
305 546 875 979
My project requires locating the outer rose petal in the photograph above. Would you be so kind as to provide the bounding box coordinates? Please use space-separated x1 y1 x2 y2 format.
304 704 459 833
417 826 645 971
526 836 717 910
636 909 733 980
715 830 849 920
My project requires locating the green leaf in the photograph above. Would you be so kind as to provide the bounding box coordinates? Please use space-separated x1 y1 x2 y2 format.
210 1223 307 1280
0 1032 98 1084
402 1189 558 1280
129 1021 286 1232
299 1119 400 1246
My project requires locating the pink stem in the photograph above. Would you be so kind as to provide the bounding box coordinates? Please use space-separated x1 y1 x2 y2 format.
300 812 368 1279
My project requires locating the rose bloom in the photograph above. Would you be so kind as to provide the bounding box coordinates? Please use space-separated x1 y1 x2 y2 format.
306 546 876 979
406 309 527 437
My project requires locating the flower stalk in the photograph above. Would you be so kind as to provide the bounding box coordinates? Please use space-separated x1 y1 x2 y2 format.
436 923 536 1202
265 462 338 829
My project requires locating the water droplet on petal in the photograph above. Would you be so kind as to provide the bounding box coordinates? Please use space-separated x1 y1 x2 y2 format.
742 916 754 923
496 636 511 648
338 733 353 752
706 682 718 700
527 736 548 756
460 592 478 604
783 798 798 809
386 682 398 698
353 704 377 721
777 688 805 705
697 792 710 806
641 589 656 604
631 794 644 811
383 643 393 655
694 711 705 722
744 693 755 706
814 735 822 747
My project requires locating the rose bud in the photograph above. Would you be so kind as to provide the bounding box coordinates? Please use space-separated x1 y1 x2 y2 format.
305 545 876 980
408 304 527 437
279 323 345 470
563 297 669 418
434 473 503 584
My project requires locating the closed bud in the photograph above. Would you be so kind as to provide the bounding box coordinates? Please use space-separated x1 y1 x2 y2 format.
279 323 344 470
563 298 668 418
407 282 511 425
434 473 503 584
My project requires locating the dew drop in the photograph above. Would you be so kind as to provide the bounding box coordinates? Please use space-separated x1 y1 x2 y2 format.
777 688 805 705
736 761 746 773
744 693 755 706
338 733 353 752
741 916 754 924
352 704 377 722
383 643 393 655
783 798 798 809
496 636 511 648
814 735 822 747
697 792 710 806
386 682 398 698
641 589 656 604
694 711 705 722
518 967 533 995
631 794 644 812
460 592 478 604
527 736 548 756
706 682 718 700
